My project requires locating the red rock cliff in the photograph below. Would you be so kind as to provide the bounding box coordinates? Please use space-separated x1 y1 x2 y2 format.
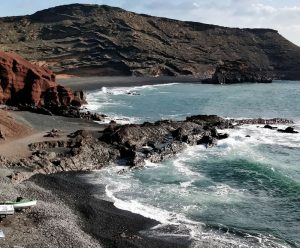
0 50 81 106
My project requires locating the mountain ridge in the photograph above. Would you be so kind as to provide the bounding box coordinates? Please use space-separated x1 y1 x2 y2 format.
0 4 300 79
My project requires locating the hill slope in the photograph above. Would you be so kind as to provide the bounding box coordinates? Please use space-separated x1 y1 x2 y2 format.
0 4 300 79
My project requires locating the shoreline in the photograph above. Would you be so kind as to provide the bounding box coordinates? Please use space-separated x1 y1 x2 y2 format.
0 109 191 248
0 168 191 247
29 172 191 248
58 76 203 91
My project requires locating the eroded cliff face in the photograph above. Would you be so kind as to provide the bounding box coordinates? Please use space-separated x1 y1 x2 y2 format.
0 50 81 107
0 4 300 79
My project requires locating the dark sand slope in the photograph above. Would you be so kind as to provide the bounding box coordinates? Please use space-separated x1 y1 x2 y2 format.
27 173 191 248
0 172 101 248
58 76 202 91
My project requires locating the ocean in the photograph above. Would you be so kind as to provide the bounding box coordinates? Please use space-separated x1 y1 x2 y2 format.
83 81 300 247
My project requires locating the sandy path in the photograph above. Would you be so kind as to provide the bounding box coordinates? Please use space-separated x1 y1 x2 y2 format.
0 109 104 160
0 132 44 159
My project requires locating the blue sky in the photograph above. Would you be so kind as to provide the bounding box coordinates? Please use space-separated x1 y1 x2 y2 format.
1 0 300 46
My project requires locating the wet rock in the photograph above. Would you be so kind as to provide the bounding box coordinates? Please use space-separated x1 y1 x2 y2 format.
100 115 231 166
264 124 277 130
217 133 229 140
127 152 146 167
277 127 299 134
185 115 233 129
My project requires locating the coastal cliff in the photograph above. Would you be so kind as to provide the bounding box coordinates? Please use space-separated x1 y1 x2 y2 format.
0 4 300 80
0 50 82 107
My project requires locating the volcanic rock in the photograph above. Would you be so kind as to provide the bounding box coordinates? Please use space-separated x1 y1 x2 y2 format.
100 115 233 166
5 115 295 182
264 124 277 130
0 50 82 107
277 127 299 134
0 4 300 79
202 60 273 84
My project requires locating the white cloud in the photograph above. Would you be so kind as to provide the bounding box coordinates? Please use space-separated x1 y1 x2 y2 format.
193 2 200 8
253 3 277 14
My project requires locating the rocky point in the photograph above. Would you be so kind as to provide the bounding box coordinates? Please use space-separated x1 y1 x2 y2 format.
3 115 296 183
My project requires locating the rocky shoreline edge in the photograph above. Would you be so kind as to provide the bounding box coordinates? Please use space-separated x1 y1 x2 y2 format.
2 114 295 183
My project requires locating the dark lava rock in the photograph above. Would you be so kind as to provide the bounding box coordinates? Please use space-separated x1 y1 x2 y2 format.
0 4 300 79
264 124 277 130
5 115 296 182
202 60 273 84
277 127 299 134
100 115 233 167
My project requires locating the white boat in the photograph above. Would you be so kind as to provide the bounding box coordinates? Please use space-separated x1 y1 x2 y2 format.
0 230 5 239
0 205 14 216
1 198 37 210
12 200 37 210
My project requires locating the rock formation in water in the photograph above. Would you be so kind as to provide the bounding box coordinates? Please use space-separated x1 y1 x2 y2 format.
202 60 273 84
278 127 299 134
0 4 300 81
4 115 295 183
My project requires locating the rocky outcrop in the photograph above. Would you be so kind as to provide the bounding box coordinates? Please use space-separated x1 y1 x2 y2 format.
0 50 98 119
0 50 83 107
0 51 81 106
8 130 120 183
278 127 299 134
264 125 277 130
202 60 273 84
0 4 300 79
3 115 295 183
99 115 290 166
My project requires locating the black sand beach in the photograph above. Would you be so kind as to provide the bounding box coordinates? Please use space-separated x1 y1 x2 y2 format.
28 173 191 248
0 105 191 248
58 76 202 91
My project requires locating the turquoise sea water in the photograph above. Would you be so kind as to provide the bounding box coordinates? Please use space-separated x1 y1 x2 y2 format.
84 81 300 247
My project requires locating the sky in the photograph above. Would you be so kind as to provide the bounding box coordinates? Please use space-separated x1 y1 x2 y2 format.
1 0 300 46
